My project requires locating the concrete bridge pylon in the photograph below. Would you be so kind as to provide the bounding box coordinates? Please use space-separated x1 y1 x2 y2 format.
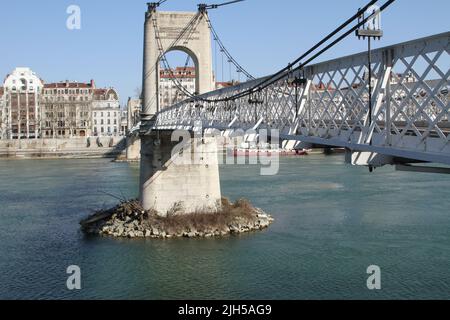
139 6 219 214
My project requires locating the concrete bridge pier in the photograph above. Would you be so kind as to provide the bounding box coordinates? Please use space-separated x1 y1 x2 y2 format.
126 135 141 161
138 7 220 216
139 130 222 216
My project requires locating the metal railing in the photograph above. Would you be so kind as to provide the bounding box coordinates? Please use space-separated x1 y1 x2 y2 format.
155 32 450 164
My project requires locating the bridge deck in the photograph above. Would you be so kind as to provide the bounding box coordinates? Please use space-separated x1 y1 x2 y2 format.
152 32 450 166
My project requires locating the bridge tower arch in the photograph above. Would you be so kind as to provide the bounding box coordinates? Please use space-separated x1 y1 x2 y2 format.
163 46 201 96
141 8 214 121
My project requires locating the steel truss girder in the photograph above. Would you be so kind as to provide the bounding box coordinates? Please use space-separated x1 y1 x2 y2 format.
154 32 450 166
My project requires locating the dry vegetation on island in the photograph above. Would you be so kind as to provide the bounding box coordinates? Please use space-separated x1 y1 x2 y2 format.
81 198 274 239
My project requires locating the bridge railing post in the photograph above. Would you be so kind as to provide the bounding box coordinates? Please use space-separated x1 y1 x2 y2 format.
362 48 394 145
384 49 394 147
290 78 312 136
305 67 313 136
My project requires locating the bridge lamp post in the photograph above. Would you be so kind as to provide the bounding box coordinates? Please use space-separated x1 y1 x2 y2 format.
248 90 264 124
356 6 383 146
288 74 307 123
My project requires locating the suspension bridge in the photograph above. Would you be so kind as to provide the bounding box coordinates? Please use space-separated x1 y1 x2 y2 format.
132 0 449 214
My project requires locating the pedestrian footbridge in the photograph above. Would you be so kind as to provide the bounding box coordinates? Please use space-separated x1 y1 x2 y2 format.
154 32 450 172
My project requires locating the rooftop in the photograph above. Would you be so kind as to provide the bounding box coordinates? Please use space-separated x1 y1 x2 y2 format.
44 80 95 89
160 67 196 79
93 88 119 101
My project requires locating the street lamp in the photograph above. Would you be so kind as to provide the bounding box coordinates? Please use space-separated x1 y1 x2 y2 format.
356 6 383 147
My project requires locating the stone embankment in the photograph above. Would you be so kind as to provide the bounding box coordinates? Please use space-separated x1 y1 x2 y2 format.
80 198 274 239
0 137 126 159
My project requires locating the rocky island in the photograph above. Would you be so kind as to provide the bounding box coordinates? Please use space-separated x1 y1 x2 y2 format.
80 198 274 239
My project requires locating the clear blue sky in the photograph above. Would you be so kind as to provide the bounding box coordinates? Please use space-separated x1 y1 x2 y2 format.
0 0 448 106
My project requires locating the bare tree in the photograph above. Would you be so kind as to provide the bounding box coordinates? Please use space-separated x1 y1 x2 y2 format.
134 86 142 99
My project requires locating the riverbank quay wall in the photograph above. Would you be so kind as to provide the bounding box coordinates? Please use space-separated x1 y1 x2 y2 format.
0 137 126 159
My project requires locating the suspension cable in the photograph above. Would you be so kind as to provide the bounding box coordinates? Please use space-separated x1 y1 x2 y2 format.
152 14 201 98
192 0 395 103
153 19 192 96
230 0 396 101
169 14 201 99
205 14 255 80
199 0 380 102
162 15 202 97
172 54 193 102
143 12 200 84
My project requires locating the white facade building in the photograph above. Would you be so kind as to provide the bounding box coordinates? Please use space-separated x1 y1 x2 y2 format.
0 87 5 139
160 67 196 109
2 67 44 139
92 88 121 136
41 80 94 138
120 110 128 135
126 97 141 132
0 67 122 139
